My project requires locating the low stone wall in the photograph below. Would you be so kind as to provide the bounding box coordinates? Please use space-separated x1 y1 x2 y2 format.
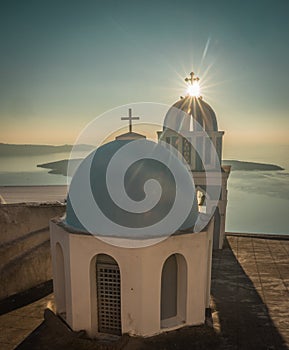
0 203 65 244
0 203 65 300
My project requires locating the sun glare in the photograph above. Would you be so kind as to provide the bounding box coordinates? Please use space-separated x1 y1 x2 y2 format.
187 81 201 97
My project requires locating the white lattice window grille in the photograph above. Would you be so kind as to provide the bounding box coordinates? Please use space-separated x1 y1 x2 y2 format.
96 263 121 335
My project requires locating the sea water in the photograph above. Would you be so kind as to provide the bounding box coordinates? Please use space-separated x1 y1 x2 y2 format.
0 153 68 186
224 144 289 235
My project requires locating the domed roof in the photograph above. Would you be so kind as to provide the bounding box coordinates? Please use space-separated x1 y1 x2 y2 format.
163 96 218 132
65 137 198 239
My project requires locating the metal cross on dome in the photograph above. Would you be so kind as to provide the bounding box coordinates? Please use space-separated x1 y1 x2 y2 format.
121 108 140 133
185 71 200 85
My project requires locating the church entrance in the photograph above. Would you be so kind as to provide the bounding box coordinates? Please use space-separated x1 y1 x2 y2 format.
161 254 177 321
96 254 121 335
161 254 187 328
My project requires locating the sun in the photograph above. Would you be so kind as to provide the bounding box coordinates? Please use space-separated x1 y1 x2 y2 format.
187 81 201 97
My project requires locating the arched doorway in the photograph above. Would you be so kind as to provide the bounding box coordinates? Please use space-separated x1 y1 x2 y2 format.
213 207 221 249
96 254 121 335
161 254 187 328
55 243 66 319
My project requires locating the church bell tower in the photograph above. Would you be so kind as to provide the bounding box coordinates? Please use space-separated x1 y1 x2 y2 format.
157 72 231 249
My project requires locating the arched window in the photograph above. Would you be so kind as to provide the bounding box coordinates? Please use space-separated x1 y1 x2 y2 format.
197 188 207 214
55 243 66 319
161 254 187 328
95 254 121 335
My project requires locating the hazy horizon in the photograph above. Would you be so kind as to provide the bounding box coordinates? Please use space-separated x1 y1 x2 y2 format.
1 141 288 169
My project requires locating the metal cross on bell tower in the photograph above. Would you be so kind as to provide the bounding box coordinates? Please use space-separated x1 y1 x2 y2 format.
182 71 202 99
121 108 140 133
185 72 200 85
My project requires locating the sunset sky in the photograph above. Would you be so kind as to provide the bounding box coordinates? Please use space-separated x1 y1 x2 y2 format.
1 0 289 154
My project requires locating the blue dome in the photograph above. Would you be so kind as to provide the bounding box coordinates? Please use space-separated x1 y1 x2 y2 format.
65 138 198 239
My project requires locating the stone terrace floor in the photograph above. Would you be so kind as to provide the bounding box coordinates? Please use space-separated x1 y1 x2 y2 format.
211 234 289 349
0 293 55 350
0 234 289 349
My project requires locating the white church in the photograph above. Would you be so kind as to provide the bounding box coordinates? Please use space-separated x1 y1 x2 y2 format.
50 73 230 338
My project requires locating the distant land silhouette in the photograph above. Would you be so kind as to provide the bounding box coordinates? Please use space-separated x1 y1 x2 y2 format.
0 143 94 156
222 160 284 171
37 159 284 176
38 159 82 175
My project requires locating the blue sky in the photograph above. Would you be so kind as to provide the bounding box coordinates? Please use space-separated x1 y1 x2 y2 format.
1 0 289 149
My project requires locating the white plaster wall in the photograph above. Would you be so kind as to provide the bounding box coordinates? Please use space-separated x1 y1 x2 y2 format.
50 220 213 337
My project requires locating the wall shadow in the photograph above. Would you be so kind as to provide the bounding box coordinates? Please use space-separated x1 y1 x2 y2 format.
0 280 53 315
211 237 288 350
